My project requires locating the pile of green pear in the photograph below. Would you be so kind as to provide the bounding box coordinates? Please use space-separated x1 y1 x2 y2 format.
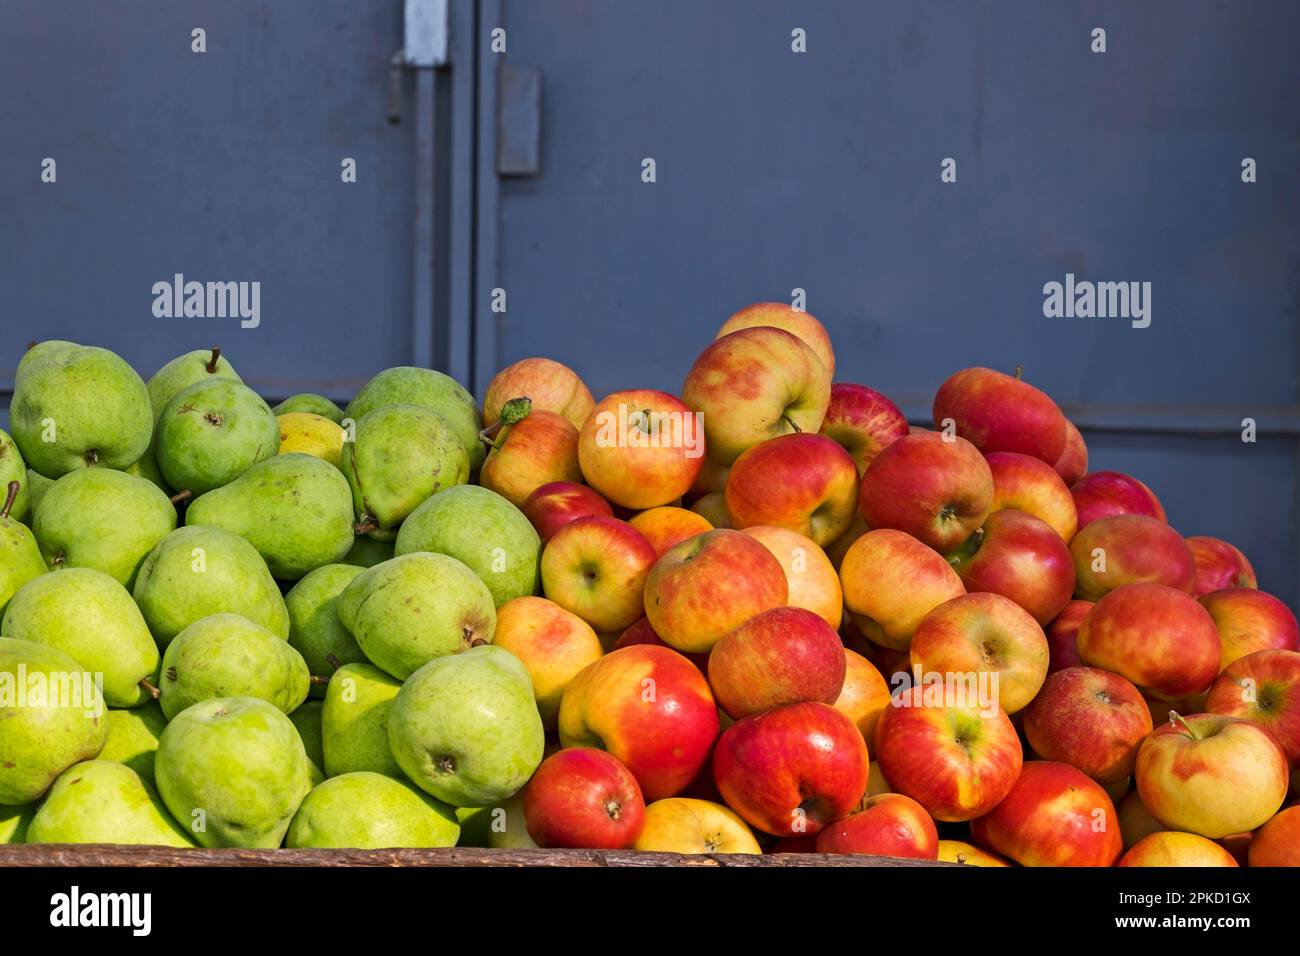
0 342 545 851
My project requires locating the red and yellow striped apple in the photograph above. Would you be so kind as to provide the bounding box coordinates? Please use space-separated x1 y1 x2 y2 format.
523 481 613 542
858 431 994 553
1206 648 1300 764
577 389 704 510
1200 588 1299 671
814 793 938 860
725 433 858 546
971 761 1122 867
1022 666 1153 782
558 644 720 802
1053 419 1089 485
628 506 712 556
715 302 835 377
1070 470 1166 531
491 596 604 728
522 747 646 849
712 701 868 837
833 648 892 742
1070 514 1196 601
1186 536 1257 596
932 366 1067 464
946 509 1075 626
541 515 657 633
633 797 761 854
741 525 842 629
818 382 909 474
986 451 1078 541
1077 583 1219 700
480 409 582 507
482 356 594 431
1118 831 1238 867
840 529 966 651
1046 600 1093 673
1248 804 1300 866
643 529 787 654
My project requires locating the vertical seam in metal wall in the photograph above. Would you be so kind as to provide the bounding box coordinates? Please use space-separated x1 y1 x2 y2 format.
446 0 478 386
472 0 502 397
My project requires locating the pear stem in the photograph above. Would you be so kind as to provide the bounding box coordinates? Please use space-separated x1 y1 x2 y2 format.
309 675 331 687
206 346 222 374
1 481 18 519
26 341 38 351
1014 364 1024 380
169 490 192 506
325 653 343 672
139 677 161 700
1168 710 1199 741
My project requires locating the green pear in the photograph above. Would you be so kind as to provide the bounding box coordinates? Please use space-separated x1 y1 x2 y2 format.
124 445 172 493
33 468 178 587
133 525 290 648
321 662 402 778
345 367 483 471
0 637 108 804
154 696 312 848
487 793 539 849
27 760 194 848
285 564 367 697
0 482 45 616
100 702 168 785
146 347 241 422
341 534 394 567
24 469 54 520
9 341 152 477
341 405 470 532
185 454 354 580
288 700 325 769
155 378 279 495
336 552 495 680
0 431 31 523
387 645 543 807
308 758 326 787
287 772 459 849
395 485 540 607
2 567 160 708
158 613 309 720
1 801 36 843
274 393 344 424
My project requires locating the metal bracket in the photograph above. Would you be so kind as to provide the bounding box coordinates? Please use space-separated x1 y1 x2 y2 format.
498 65 542 177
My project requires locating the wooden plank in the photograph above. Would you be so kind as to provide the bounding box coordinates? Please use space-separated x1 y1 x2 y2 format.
0 845 946 868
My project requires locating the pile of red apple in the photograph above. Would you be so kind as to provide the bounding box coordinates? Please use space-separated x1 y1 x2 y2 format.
496 302 1299 866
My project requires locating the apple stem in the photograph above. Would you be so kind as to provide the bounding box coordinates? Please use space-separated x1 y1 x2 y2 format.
139 677 161 700
1014 365 1024 380
206 346 222 374
780 414 803 434
169 489 192 506
1 481 18 519
477 421 504 449
1168 710 1199 741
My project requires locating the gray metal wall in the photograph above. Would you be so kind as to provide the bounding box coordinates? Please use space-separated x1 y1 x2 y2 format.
2 1 1297 602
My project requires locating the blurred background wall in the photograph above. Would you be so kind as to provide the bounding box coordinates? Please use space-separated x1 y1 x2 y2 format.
1 0 1297 601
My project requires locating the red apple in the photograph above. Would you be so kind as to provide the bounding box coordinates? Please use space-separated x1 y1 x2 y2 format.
540 515 658 633
946 509 1075 626
725 433 858 546
814 793 939 860
614 616 709 672
932 366 1067 464
1200 588 1299 671
985 451 1078 541
1248 804 1300 866
872 686 1023 822
1070 514 1196 600
492 596 604 729
833 648 892 743
818 382 909 475
971 761 1122 867
1077 583 1219 700
522 747 646 849
1135 712 1289 838
707 606 846 719
682 326 831 465
715 302 835 376
1022 667 1153 782
523 481 614 542
1046 600 1093 673
1053 419 1089 486
858 432 994 552
558 645 721 801
909 592 1049 715
1070 470 1166 531
840 529 966 651
1186 536 1257 596
577 389 705 510
480 409 583 507
1118 831 1238 867
628 506 712 556
712 701 868 837
1117 790 1165 849
483 357 594 432
643 529 787 653
1205 649 1300 764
